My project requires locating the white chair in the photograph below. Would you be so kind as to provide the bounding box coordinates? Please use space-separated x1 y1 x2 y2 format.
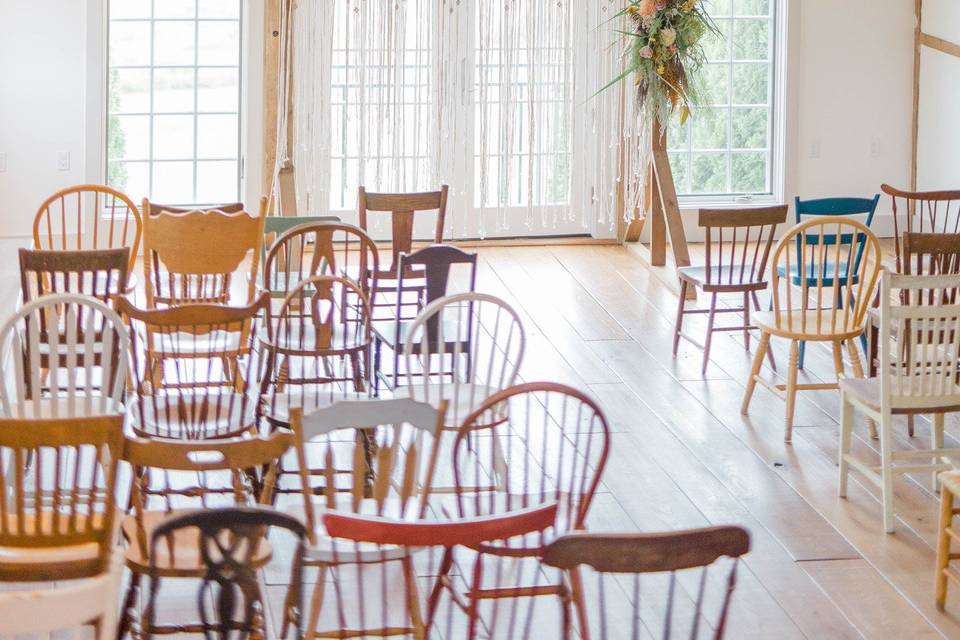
839 271 960 532
0 548 123 639
0 293 129 419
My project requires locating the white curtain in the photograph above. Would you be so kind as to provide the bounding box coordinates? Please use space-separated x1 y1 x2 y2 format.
287 0 643 239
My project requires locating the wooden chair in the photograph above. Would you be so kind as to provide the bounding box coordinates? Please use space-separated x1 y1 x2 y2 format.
288 397 447 639
741 217 882 442
263 214 343 258
321 503 559 639
142 197 267 307
358 185 449 318
20 246 129 307
0 293 129 419
0 413 123 582
839 272 960 532
542 527 751 640
33 184 141 276
936 471 960 609
259 274 374 427
118 430 293 638
372 244 478 391
430 382 611 639
674 205 787 374
789 196 879 369
117 294 269 438
145 506 307 640
0 548 124 639
882 184 960 272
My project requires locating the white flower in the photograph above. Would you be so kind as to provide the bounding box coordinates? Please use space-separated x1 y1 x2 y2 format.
660 27 677 47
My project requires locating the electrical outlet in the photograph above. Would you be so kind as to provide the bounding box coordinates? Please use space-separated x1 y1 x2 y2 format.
870 138 881 158
809 141 821 159
56 151 70 171
0 153 6 173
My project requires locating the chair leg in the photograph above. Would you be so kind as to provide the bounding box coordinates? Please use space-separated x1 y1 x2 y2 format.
838 390 854 498
673 280 689 356
702 292 718 375
831 340 845 380
754 292 777 370
373 338 382 397
784 340 800 443
304 566 327 640
568 566 592 640
742 292 751 350
740 332 770 415
846 339 876 439
117 571 141 640
798 340 807 371
426 547 455 630
879 411 896 533
936 484 955 609
934 413 946 491
402 556 426 640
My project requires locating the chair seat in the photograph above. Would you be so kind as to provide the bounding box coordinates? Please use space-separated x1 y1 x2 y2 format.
677 265 767 291
127 391 258 438
258 324 368 356
840 377 960 415
147 329 244 356
3 396 124 419
754 310 865 341
0 513 106 581
940 471 960 496
122 510 273 577
393 383 501 427
777 262 860 287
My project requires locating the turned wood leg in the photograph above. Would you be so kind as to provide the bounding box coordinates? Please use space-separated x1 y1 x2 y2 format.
403 556 426 640
934 413 946 492
742 291 751 350
569 566 592 640
838 389 854 498
741 332 770 415
304 566 327 640
846 339 876 439
936 483 955 609
879 411 896 533
784 339 800 443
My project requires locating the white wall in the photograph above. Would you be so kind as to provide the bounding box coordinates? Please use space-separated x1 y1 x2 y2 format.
917 0 960 191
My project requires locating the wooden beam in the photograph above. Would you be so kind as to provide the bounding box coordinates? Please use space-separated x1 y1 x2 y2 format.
911 0 922 190
262 0 282 205
919 31 960 58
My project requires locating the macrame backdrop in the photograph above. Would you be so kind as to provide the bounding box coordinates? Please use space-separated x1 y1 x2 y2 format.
282 0 646 240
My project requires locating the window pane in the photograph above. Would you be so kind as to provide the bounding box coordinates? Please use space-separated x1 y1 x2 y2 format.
112 115 150 160
155 0 195 18
152 161 194 203
691 154 727 194
731 107 768 148
153 21 196 65
666 119 690 150
733 19 769 60
198 22 240 65
732 63 768 105
196 160 238 202
111 68 150 113
110 0 151 19
734 0 771 16
710 0 733 17
701 63 729 106
197 67 239 112
198 0 240 19
692 108 728 150
732 152 768 192
196 114 238 158
701 20 730 59
153 115 195 159
109 21 151 66
669 152 691 194
108 161 149 198
154 68 195 113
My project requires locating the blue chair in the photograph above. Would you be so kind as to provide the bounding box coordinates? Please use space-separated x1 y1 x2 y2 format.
782 195 879 368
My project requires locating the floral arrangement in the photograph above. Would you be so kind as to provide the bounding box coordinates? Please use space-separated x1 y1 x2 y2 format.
619 0 716 127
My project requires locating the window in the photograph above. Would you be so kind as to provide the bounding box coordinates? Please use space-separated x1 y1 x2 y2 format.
667 0 779 202
106 0 242 206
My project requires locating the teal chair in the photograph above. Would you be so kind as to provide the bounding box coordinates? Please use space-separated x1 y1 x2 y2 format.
783 195 879 368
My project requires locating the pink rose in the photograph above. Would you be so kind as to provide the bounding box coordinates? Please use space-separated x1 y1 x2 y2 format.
639 45 654 58
638 0 656 17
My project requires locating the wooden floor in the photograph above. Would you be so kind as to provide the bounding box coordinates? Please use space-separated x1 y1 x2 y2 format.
3 239 960 638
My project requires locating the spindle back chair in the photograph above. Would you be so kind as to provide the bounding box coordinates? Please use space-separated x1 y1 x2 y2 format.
741 217 882 441
0 293 128 419
542 527 752 640
288 397 447 639
0 548 124 639
0 414 123 582
142 197 267 307
117 294 268 438
33 184 141 273
146 506 308 640
839 271 960 532
882 184 960 272
675 205 787 374
119 431 293 638
19 247 129 307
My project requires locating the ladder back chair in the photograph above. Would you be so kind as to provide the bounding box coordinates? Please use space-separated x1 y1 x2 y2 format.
33 184 142 277
674 205 786 374
117 294 269 439
0 548 124 639
882 184 960 272
741 217 882 442
542 527 752 640
288 397 448 639
142 197 267 307
0 414 124 582
431 382 611 639
789 196 879 369
358 186 449 319
373 244 478 391
145 506 308 640
321 503 560 640
0 293 129 419
839 272 960 532
118 430 293 638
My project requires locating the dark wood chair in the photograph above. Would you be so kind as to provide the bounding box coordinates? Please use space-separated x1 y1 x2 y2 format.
372 244 477 391
20 247 129 308
145 506 307 640
882 184 960 273
674 205 787 374
542 526 751 640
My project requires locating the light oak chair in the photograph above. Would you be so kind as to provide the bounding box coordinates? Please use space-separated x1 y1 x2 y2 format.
288 397 447 640
118 430 293 638
0 548 124 639
0 413 124 582
839 272 960 532
674 205 787 374
141 197 267 307
117 294 269 438
741 217 882 442
936 472 960 609
543 527 751 640
882 184 960 272
33 184 141 278
0 293 129 419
